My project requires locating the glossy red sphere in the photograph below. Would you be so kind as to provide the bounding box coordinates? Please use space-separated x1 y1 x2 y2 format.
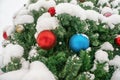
37 30 56 50
115 36 120 46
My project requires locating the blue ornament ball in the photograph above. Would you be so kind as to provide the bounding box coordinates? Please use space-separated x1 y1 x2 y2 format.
69 34 90 52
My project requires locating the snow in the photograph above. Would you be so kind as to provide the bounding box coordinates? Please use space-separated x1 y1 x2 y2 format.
102 14 120 29
100 42 114 51
1 0 120 79
36 12 59 33
3 25 15 37
82 1 94 8
70 0 77 5
101 7 113 15
84 72 95 80
0 69 4 75
111 0 120 8
29 47 38 58
104 63 109 72
97 0 110 6
111 69 120 80
0 44 24 67
13 7 30 17
28 0 56 11
22 61 56 80
14 15 34 25
20 58 30 69
91 60 109 72
0 0 28 52
85 10 104 22
55 3 86 20
95 50 109 63
0 69 28 80
109 55 120 68
0 61 55 80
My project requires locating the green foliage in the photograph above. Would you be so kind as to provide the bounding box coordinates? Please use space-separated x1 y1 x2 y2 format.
93 62 110 80
79 50 92 72
47 51 67 75
2 58 21 72
59 55 82 80
3 0 120 80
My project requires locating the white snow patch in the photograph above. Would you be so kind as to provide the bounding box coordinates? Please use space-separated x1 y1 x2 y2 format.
28 0 56 11
85 10 104 22
14 15 34 25
82 1 94 8
101 7 113 15
3 25 15 37
36 12 59 33
22 61 56 80
103 14 120 29
100 42 114 51
55 3 86 20
97 0 110 6
95 50 109 63
111 69 120 80
109 55 120 68
0 44 24 67
0 69 28 80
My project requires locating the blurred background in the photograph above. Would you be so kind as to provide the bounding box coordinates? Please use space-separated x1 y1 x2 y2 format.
0 0 28 50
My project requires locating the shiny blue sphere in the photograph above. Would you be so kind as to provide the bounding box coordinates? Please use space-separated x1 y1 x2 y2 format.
69 34 90 52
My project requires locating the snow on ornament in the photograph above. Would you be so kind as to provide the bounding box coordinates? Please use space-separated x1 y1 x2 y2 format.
37 30 56 50
48 7 56 16
101 7 113 15
3 25 15 40
115 35 120 46
104 12 112 17
69 34 90 52
102 14 120 29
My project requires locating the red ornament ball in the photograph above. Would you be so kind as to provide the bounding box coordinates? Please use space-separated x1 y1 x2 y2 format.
3 32 8 40
37 30 56 50
115 35 120 46
48 7 56 16
103 12 112 17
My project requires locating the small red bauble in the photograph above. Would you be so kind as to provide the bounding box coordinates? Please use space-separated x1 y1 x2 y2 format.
103 12 112 17
3 32 8 40
48 7 56 16
115 35 120 46
37 30 56 50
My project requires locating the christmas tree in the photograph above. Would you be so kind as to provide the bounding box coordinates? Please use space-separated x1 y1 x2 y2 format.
0 0 120 80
